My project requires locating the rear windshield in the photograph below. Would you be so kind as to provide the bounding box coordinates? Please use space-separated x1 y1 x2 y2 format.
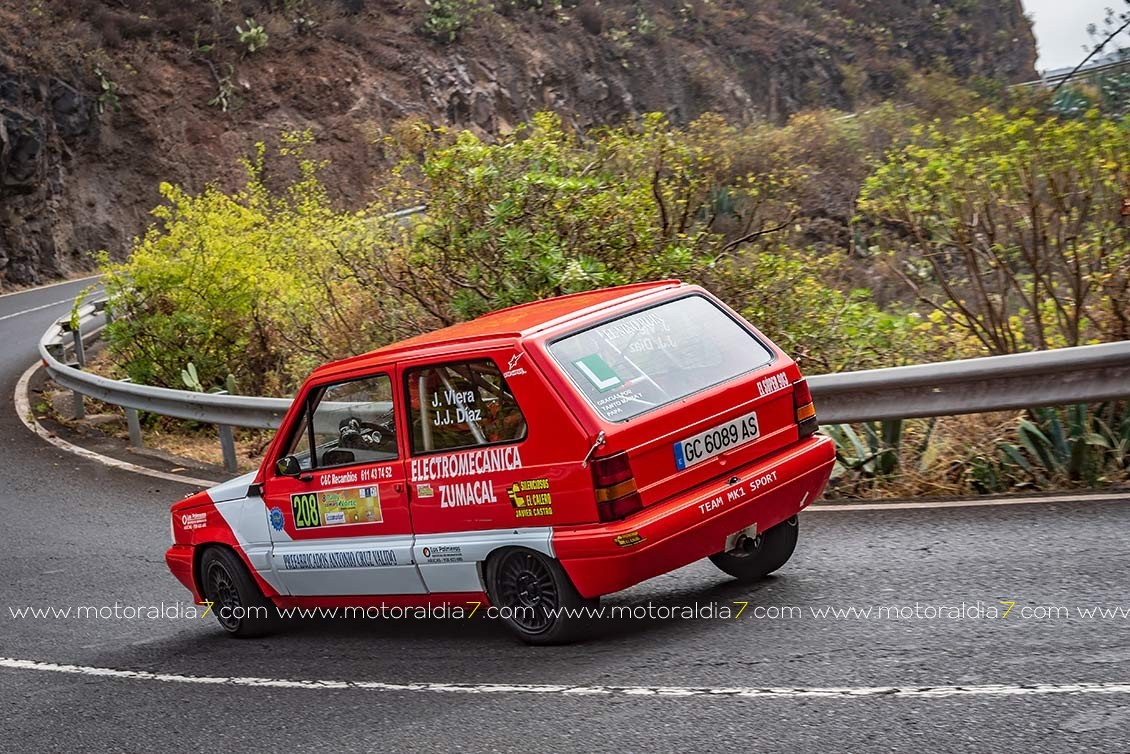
548 294 774 422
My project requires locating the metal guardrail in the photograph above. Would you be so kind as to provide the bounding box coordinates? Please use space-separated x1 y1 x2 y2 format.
809 341 1130 424
1015 57 1130 89
38 297 1130 475
40 301 291 473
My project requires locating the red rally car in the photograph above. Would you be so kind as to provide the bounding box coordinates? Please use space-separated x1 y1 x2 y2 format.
167 281 835 644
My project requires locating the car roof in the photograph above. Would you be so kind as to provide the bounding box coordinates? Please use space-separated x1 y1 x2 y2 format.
312 280 683 378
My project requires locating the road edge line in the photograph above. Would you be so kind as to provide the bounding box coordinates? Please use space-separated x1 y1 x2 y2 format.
14 361 214 489
806 492 1129 512
0 273 101 301
0 656 1128 700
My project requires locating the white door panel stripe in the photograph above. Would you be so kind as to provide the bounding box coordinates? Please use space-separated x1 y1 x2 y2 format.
208 491 555 598
211 497 287 595
270 534 425 596
413 527 554 594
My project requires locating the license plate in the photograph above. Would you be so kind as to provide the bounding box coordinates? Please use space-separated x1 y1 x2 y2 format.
673 410 760 470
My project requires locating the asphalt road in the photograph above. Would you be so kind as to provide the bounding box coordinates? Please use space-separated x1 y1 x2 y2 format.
1 279 1128 752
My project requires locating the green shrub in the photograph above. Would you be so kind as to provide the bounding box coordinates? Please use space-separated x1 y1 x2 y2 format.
103 113 931 397
99 135 397 394
423 0 483 42
235 18 268 53
859 107 1130 353
349 111 930 372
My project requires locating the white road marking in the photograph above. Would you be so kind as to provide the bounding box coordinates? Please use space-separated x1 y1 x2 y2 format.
0 274 101 300
13 361 215 489
0 297 81 322
0 657 1127 700
806 492 1130 512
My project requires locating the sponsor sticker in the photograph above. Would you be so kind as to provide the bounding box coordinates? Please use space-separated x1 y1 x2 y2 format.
507 478 554 518
439 480 496 507
290 486 383 530
503 353 528 379
410 446 523 483
614 531 645 547
416 484 435 499
320 466 393 486
180 512 207 531
281 549 398 570
268 507 284 532
757 372 790 397
420 545 463 564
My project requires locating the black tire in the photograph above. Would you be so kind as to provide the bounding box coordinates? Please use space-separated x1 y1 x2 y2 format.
199 546 275 638
709 515 799 583
486 548 597 645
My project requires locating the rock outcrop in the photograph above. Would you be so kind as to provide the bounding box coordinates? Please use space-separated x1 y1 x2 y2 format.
0 0 1038 288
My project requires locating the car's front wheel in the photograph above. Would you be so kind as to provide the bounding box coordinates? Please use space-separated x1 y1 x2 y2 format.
200 546 275 638
487 548 597 645
709 515 799 583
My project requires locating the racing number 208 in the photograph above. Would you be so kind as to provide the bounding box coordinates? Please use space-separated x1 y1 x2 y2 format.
291 493 322 529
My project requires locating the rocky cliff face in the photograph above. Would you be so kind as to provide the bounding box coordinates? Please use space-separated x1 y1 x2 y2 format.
1 66 94 284
0 0 1037 289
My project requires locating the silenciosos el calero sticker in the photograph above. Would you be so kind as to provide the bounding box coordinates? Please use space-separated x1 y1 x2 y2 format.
507 478 553 518
290 486 382 529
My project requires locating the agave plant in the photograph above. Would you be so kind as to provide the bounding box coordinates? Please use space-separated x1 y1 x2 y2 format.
991 403 1129 488
181 362 238 395
825 419 907 480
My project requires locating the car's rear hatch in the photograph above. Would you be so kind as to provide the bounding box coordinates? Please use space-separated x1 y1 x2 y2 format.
545 291 806 509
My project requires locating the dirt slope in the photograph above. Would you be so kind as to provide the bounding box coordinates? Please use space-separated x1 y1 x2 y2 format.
0 0 1036 288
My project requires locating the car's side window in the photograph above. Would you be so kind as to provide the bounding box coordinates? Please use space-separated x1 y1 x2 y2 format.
297 373 399 469
406 360 527 454
282 405 314 470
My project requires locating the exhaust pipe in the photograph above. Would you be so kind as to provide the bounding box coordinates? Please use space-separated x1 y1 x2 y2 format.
734 534 762 554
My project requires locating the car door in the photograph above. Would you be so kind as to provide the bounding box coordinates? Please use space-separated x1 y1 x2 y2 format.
400 353 578 592
261 370 426 597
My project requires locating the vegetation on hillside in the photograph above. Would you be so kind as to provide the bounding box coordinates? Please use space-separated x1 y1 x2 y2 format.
96 80 1130 495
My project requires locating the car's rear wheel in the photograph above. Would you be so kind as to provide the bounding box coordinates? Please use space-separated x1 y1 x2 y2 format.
200 546 275 638
487 548 597 645
709 516 799 583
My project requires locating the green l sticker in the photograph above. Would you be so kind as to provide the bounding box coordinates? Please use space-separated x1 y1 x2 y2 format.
574 354 623 392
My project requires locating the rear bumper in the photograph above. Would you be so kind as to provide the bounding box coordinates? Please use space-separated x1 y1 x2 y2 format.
165 544 203 603
554 434 835 598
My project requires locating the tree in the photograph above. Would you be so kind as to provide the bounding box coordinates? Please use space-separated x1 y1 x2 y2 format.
860 108 1130 354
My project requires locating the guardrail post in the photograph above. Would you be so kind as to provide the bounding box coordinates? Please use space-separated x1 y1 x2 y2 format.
119 380 143 449
61 321 86 419
218 424 237 474
70 327 86 368
70 388 85 420
125 408 143 448
214 390 239 474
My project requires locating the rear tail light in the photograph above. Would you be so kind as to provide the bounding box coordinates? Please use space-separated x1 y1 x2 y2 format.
591 451 643 522
793 378 819 438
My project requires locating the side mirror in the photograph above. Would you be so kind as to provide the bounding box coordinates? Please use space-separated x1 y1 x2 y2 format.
275 455 303 477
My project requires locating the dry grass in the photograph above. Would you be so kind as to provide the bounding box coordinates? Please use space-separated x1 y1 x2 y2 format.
40 383 267 475
825 411 1023 500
